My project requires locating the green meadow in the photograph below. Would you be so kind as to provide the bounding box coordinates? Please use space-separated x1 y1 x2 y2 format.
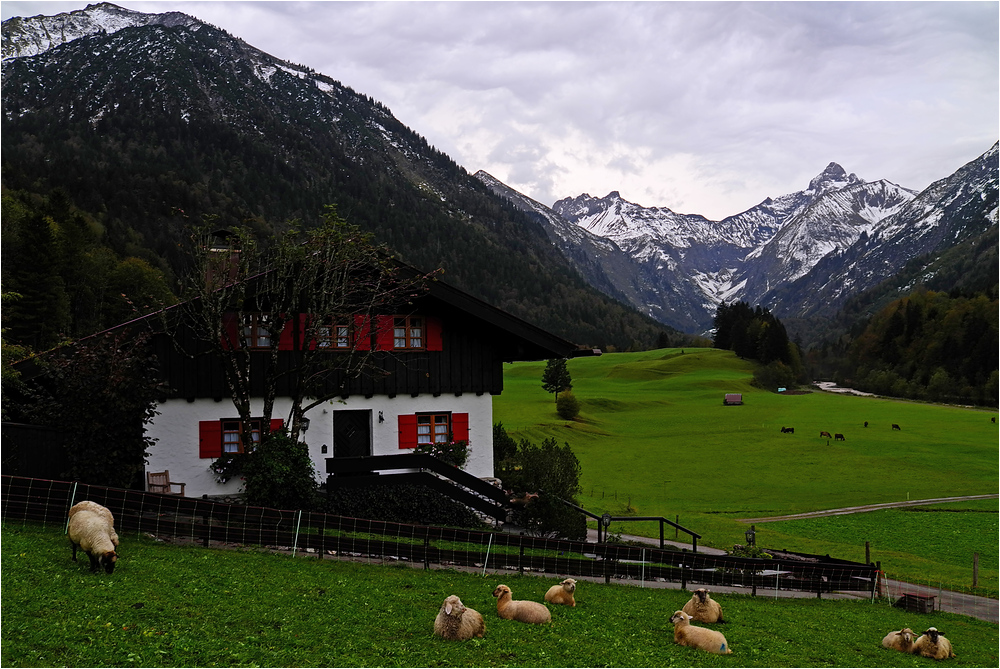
494 348 999 594
3 524 998 668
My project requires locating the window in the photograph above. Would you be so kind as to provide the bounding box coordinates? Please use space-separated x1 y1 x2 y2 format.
221 419 262 454
242 314 272 349
199 418 284 458
393 316 424 350
416 413 451 445
317 321 352 349
397 412 468 450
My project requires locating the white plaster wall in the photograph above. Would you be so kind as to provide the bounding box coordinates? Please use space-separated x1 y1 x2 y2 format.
145 394 495 498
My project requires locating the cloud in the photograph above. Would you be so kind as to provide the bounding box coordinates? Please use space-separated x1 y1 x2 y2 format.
3 0 997 219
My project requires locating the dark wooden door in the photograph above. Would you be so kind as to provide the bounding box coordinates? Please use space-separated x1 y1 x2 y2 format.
333 410 371 459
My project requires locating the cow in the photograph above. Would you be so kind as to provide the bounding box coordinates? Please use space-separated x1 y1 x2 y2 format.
820 431 832 438
834 433 845 441
780 427 794 434
892 424 901 431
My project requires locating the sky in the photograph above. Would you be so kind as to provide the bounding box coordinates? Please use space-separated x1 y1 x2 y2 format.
3 1 998 220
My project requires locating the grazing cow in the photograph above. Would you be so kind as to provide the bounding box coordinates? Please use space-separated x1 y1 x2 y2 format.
892 424 901 431
780 427 794 434
820 431 832 438
864 421 868 427
834 433 845 441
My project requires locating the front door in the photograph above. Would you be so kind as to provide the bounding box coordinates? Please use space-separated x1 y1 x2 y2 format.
332 410 372 459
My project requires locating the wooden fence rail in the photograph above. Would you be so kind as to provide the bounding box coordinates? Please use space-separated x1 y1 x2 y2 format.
1 475 878 596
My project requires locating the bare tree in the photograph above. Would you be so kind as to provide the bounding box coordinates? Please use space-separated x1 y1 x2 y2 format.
179 206 437 446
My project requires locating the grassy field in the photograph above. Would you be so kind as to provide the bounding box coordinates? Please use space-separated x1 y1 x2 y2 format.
3 523 997 668
494 348 998 593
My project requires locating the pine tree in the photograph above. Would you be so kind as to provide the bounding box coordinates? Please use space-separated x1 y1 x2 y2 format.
541 358 572 402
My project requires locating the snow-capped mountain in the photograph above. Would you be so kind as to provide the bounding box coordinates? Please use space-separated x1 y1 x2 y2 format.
482 146 996 334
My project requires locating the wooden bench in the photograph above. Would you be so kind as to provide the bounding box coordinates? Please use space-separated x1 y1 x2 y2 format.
147 470 186 496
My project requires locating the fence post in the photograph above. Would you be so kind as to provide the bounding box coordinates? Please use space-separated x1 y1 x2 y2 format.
292 510 302 558
659 521 664 550
865 541 870 565
876 561 883 598
423 535 430 570
65 482 79 534
202 499 210 547
519 544 525 574
973 552 979 588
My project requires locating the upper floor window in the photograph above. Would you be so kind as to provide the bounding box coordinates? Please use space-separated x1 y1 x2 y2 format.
317 321 352 349
393 316 424 350
242 314 272 349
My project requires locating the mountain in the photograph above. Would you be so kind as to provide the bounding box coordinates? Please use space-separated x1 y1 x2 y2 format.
481 146 996 335
0 3 670 351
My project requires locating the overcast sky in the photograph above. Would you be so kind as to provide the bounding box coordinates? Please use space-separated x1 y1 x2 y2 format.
3 1 998 220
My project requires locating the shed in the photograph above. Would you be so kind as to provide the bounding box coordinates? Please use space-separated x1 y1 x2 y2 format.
723 393 743 405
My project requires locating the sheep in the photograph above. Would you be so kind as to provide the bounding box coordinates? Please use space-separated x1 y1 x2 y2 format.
433 595 485 641
681 588 724 623
912 627 956 660
492 584 551 624
881 628 916 653
544 578 577 607
669 610 731 655
67 501 119 573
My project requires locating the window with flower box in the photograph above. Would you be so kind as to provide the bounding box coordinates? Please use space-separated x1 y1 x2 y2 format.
199 418 284 458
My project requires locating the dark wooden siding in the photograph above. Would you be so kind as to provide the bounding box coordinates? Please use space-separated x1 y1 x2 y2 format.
153 306 506 400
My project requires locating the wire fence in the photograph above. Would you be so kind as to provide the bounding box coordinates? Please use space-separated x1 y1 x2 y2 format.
3 474 880 598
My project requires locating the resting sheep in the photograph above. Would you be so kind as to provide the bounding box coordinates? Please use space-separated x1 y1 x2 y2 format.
67 501 119 573
881 628 916 653
433 595 485 641
912 627 956 660
681 588 724 623
492 584 551 624
669 610 731 655
544 578 577 607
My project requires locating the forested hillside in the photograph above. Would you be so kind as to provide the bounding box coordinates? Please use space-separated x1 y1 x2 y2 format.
1 20 670 353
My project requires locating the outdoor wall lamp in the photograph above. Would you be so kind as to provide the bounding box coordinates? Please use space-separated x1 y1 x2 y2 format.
744 525 756 547
378 411 384 423
300 417 310 432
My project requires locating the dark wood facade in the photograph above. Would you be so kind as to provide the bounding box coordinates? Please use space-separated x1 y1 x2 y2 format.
152 273 580 401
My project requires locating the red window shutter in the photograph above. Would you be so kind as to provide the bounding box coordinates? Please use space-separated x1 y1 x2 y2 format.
270 418 284 434
398 414 417 449
451 413 469 442
199 420 222 459
354 315 371 351
376 315 394 351
220 313 240 350
426 316 443 351
278 314 295 351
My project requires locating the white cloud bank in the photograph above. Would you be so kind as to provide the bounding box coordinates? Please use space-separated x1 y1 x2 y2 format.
3 1 997 219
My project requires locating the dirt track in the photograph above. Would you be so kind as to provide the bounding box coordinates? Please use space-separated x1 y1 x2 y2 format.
736 494 999 523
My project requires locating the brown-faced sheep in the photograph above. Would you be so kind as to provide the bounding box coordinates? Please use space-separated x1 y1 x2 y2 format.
544 578 577 607
881 628 916 653
433 595 485 641
912 627 956 660
681 588 724 623
492 584 551 624
67 501 119 573
669 611 731 655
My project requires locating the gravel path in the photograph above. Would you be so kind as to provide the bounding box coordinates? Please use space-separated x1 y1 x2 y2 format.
736 494 999 523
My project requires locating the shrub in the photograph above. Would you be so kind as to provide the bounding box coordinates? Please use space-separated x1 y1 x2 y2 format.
556 390 581 420
241 430 319 510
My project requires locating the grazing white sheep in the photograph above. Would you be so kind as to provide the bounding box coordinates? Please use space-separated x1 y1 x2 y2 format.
681 588 724 623
912 627 956 660
492 584 551 624
67 501 119 573
669 610 731 655
433 595 485 641
881 628 916 653
544 578 577 607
